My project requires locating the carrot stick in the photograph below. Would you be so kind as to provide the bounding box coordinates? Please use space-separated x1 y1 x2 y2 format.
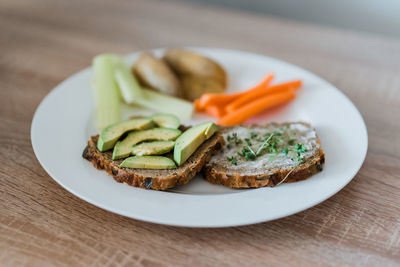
198 93 239 110
204 105 225 118
217 90 296 126
194 99 203 112
225 80 301 113
197 73 274 109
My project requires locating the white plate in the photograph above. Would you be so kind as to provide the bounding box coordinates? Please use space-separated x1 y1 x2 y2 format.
31 48 368 227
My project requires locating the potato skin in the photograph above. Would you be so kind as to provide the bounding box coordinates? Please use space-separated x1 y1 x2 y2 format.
133 53 182 97
180 75 226 101
163 49 227 100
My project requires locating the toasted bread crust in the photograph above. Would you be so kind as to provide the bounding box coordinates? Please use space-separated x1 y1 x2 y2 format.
203 123 325 188
83 132 225 191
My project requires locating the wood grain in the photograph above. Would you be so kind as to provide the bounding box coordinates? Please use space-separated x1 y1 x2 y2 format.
1 0 400 266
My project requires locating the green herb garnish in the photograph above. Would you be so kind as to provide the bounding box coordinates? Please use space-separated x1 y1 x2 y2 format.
295 143 307 154
294 143 307 162
256 133 275 156
227 132 243 145
227 156 238 165
237 149 245 157
269 146 278 153
273 129 283 136
245 147 257 160
264 132 272 137
245 138 252 146
239 146 256 161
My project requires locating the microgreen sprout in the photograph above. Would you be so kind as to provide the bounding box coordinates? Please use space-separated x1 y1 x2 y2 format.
227 133 243 145
226 156 238 165
245 138 252 146
256 133 274 156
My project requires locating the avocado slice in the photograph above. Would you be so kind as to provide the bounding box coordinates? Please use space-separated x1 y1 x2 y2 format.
112 128 181 160
97 118 154 152
132 141 175 156
173 122 218 166
120 156 177 169
149 113 180 129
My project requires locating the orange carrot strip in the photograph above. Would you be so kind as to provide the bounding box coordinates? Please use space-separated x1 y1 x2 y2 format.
217 90 296 126
204 105 225 118
198 93 239 109
225 80 301 113
197 73 275 109
194 99 204 112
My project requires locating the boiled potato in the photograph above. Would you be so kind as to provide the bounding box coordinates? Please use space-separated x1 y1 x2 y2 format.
163 49 227 101
180 75 226 101
163 49 227 86
133 53 182 97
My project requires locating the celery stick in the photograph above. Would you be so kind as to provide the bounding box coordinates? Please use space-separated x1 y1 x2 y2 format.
114 60 143 104
92 54 121 130
134 88 194 121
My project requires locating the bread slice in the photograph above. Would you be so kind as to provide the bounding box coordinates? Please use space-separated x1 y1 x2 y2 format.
203 122 325 188
83 128 225 191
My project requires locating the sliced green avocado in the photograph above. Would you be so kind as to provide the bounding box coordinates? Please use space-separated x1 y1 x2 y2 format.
173 122 218 166
120 156 177 169
131 141 175 156
149 113 180 129
97 118 154 152
112 128 182 160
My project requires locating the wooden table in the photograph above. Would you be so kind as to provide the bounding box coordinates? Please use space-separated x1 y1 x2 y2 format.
1 0 400 265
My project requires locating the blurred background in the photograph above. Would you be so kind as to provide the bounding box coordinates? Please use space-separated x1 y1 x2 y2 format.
182 0 400 38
